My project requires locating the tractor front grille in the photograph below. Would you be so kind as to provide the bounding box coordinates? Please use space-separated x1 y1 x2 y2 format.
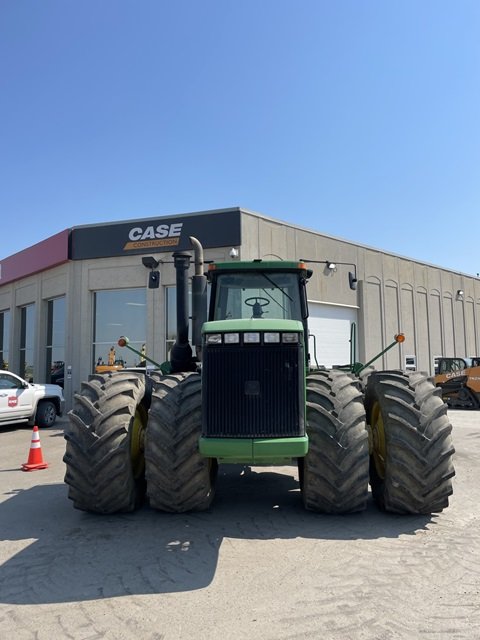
202 344 304 438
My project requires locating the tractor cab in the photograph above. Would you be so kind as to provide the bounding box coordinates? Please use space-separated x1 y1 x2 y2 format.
206 260 311 359
207 262 309 322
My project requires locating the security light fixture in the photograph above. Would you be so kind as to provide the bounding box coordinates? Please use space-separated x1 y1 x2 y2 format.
229 247 239 259
300 258 359 291
148 271 160 288
142 256 160 288
456 289 464 300
142 256 160 269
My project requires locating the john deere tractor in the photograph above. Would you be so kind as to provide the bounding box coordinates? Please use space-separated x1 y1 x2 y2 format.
64 237 455 515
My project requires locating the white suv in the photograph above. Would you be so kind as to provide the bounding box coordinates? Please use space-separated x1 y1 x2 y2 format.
0 371 65 428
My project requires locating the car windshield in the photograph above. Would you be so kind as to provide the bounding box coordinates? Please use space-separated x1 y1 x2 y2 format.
212 272 302 321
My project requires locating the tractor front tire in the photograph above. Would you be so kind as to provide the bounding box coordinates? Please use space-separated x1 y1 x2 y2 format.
300 370 369 513
145 371 217 512
365 370 455 514
64 371 147 514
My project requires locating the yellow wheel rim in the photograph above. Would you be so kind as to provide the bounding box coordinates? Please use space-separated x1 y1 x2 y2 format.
370 401 387 480
130 405 147 480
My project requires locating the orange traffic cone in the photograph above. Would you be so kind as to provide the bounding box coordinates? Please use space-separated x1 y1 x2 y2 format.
22 425 49 471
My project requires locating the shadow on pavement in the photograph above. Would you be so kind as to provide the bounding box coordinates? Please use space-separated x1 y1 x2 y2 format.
0 464 435 604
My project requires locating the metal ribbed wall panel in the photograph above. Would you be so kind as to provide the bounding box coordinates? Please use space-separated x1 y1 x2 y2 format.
202 345 304 438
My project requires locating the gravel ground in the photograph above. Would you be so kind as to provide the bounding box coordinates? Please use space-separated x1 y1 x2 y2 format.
0 410 479 640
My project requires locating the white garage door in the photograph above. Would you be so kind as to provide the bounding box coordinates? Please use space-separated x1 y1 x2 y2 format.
308 303 358 369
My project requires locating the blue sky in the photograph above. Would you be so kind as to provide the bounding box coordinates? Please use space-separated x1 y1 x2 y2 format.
1 1 479 276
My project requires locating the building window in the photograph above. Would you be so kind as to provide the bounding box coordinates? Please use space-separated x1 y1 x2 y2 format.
46 297 66 387
93 289 146 372
0 310 10 370
405 355 416 372
166 287 177 356
20 304 35 381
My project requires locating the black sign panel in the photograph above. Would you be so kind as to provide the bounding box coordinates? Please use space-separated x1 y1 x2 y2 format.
70 209 242 260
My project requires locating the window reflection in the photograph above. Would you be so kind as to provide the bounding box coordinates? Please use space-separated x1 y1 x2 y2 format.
46 297 66 386
0 310 10 370
166 287 177 355
93 289 146 372
20 304 35 381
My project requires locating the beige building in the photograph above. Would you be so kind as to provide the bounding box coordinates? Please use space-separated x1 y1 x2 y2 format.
1 207 479 411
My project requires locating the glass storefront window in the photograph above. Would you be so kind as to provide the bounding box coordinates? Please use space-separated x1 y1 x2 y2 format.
46 297 66 387
20 304 35 381
93 289 146 372
166 287 178 356
0 310 10 370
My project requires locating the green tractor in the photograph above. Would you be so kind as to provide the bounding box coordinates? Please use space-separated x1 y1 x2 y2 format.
64 237 455 515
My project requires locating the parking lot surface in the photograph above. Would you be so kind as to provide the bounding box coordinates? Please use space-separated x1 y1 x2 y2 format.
1 410 479 640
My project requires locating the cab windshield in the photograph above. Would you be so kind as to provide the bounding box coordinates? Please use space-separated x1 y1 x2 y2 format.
212 272 303 321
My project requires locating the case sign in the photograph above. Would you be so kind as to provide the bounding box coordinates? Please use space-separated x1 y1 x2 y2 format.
71 209 242 260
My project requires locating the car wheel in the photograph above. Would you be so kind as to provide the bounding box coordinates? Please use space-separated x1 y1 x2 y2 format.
35 400 57 428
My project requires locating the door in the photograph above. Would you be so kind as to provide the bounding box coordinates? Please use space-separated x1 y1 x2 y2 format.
307 303 358 369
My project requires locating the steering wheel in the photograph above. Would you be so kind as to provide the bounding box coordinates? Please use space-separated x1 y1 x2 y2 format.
245 296 270 318
245 297 270 309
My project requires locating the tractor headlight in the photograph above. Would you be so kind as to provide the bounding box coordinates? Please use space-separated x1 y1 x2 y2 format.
264 332 280 343
282 332 299 343
244 332 260 344
224 333 240 344
206 333 222 345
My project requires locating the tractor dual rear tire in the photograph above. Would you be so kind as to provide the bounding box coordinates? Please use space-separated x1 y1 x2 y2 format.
300 370 370 514
64 371 147 514
145 371 217 513
365 370 455 514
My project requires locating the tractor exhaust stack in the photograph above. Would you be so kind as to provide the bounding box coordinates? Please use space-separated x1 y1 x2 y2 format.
170 251 195 373
189 236 207 353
